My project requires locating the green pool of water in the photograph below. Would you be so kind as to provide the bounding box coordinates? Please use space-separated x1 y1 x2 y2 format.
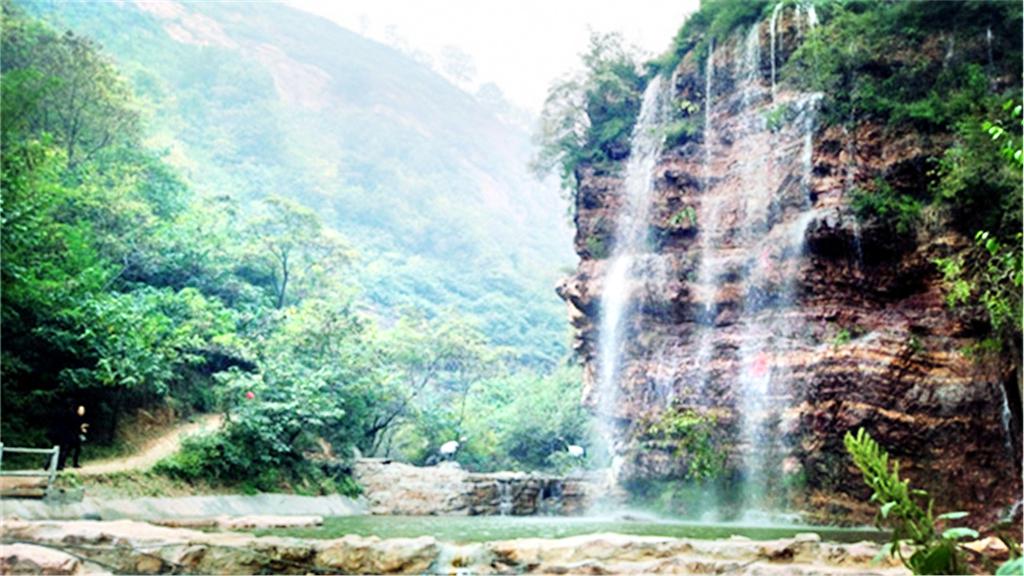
253 515 888 544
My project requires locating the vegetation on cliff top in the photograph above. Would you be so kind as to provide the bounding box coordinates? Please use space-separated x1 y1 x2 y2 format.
782 0 1021 358
652 0 769 74
531 32 647 195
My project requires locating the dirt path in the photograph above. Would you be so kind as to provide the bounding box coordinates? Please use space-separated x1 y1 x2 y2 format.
76 414 223 476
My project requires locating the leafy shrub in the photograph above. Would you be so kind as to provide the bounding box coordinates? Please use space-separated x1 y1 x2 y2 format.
845 428 979 574
641 407 724 481
155 424 361 496
937 232 1023 335
669 206 698 228
932 101 1024 239
997 557 1024 576
388 365 593 473
933 103 1023 354
469 366 592 473
663 119 703 148
851 180 922 235
586 236 609 259
764 104 791 133
784 2 1020 131
653 0 770 75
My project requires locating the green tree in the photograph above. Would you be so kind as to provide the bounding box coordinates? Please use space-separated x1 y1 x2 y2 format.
532 31 645 194
0 1 139 169
369 314 493 457
247 196 350 309
0 5 242 448
934 101 1023 399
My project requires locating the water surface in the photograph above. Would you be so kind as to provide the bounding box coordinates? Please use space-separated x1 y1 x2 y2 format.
253 515 888 544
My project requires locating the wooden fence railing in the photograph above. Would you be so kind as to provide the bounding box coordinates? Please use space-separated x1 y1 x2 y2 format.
0 443 60 495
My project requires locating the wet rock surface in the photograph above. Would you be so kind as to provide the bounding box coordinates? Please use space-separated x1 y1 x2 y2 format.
1 519 909 575
559 10 1020 526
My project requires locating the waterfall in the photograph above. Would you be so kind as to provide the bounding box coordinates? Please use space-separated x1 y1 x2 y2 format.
986 26 994 68
589 8 826 519
806 3 819 29
684 15 823 517
741 24 761 109
738 24 770 239
692 39 723 400
497 480 513 516
734 90 821 517
770 3 783 99
801 96 818 198
704 39 715 167
595 75 668 478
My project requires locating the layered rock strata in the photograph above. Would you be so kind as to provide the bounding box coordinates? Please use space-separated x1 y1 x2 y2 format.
558 13 1020 524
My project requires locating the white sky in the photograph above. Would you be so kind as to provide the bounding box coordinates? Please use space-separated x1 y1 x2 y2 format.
287 0 699 112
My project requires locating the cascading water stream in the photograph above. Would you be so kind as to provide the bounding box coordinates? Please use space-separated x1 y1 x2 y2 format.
593 7 831 519
692 39 725 401
741 24 761 108
685 14 824 518
770 3 783 99
734 88 822 518
704 39 715 175
807 3 819 28
497 480 513 516
771 2 819 100
595 75 668 481
737 88 821 513
738 25 770 230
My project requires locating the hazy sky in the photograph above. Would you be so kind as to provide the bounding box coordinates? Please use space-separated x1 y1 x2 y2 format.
288 0 698 112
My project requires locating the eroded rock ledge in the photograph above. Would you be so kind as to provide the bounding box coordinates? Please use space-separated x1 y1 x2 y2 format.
0 519 908 575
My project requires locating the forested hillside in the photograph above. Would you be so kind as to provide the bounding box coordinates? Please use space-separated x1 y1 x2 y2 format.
1 0 587 491
21 0 573 367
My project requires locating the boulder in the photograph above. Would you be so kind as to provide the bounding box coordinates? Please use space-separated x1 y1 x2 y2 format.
0 543 106 575
314 536 439 574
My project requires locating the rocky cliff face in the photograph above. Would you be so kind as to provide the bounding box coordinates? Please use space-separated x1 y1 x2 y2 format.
558 12 1020 525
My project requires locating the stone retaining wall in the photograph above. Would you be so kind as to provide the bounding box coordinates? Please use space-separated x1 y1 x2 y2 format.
354 459 598 516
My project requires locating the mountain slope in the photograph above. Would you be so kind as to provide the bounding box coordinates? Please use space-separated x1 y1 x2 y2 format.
25 0 572 364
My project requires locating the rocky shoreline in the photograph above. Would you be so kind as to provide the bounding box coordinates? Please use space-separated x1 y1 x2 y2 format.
1 518 908 575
